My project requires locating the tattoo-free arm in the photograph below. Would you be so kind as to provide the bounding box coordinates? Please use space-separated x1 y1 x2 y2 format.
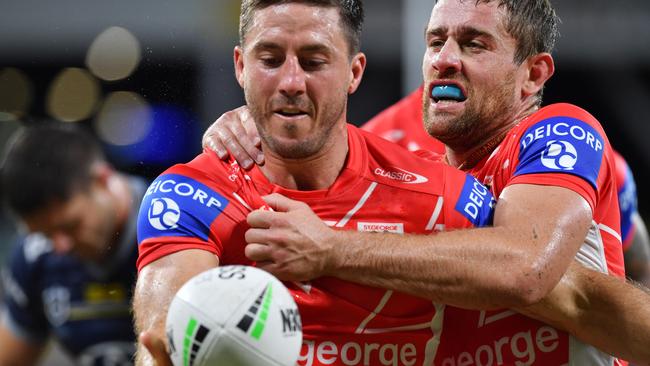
133 249 219 366
325 184 591 309
517 261 650 365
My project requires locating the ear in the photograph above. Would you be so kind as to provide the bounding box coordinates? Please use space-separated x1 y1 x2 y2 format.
234 45 245 89
91 162 114 190
521 52 554 98
347 52 367 95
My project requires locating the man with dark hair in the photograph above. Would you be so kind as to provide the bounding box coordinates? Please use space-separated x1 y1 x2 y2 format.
135 1 511 365
0 124 147 366
202 0 650 364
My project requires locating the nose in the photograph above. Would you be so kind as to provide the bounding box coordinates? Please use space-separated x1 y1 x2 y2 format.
278 56 306 98
431 40 462 76
50 232 74 254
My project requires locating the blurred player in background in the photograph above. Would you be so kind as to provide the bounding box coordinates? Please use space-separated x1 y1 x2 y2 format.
0 124 147 366
364 86 650 287
202 0 650 364
614 151 650 286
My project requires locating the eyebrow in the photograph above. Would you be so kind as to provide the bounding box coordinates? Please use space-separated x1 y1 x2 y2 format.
426 25 496 42
252 41 331 54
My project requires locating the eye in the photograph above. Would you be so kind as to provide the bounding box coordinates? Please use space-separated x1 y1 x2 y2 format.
260 56 282 68
301 58 326 71
429 39 445 50
465 40 486 50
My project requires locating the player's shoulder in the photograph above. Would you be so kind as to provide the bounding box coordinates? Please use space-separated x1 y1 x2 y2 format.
520 103 604 131
7 233 52 270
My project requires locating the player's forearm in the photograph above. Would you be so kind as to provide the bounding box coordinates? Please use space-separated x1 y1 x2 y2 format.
516 263 650 365
327 227 565 309
133 250 219 366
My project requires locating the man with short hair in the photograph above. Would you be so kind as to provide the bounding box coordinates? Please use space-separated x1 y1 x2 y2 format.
134 1 506 365
202 0 650 364
0 124 146 366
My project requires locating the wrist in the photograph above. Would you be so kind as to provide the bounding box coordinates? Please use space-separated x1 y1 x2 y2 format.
321 228 347 276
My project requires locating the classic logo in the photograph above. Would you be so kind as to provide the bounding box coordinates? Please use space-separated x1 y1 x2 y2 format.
148 197 181 230
374 167 428 184
540 140 578 171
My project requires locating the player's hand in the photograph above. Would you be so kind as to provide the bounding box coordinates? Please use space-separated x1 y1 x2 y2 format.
201 106 264 169
245 193 337 281
139 331 173 366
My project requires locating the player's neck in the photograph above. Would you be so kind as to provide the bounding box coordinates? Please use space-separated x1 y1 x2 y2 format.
445 103 539 170
105 174 132 257
259 124 349 191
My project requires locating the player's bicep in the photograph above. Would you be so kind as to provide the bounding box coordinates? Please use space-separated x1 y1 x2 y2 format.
495 183 592 264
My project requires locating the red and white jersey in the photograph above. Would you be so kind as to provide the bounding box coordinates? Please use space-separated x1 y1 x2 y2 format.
138 125 496 366
362 85 446 154
363 89 624 365
435 103 624 366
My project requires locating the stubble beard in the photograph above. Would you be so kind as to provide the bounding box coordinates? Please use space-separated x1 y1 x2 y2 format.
246 89 348 159
422 73 517 152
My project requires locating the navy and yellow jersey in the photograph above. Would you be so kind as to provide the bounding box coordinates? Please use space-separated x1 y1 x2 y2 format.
0 176 146 365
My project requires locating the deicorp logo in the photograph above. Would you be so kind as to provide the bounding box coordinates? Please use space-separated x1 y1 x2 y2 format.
148 197 181 230
516 117 605 189
540 140 578 171
137 174 229 243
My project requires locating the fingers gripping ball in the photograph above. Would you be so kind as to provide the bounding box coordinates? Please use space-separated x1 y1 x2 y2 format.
166 266 302 366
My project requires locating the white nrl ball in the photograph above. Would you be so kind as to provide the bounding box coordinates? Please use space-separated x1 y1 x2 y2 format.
166 265 302 366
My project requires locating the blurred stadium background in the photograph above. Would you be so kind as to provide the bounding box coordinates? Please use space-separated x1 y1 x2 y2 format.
0 0 649 364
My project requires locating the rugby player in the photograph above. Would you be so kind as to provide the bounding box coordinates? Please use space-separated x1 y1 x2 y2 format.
0 124 146 366
202 0 650 364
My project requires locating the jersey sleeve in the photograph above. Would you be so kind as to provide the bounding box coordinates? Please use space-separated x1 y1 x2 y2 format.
444 166 496 229
616 157 638 249
510 115 606 210
1 235 50 344
136 171 231 271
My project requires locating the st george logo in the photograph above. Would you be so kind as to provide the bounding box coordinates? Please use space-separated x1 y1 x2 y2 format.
148 197 181 230
541 140 578 171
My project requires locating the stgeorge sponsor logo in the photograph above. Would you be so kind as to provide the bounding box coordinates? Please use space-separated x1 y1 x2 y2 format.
440 326 560 366
540 140 578 171
374 167 428 184
299 340 417 366
148 197 181 230
357 222 404 234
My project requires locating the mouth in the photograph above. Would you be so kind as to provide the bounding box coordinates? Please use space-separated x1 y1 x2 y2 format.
273 107 309 118
430 83 467 104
